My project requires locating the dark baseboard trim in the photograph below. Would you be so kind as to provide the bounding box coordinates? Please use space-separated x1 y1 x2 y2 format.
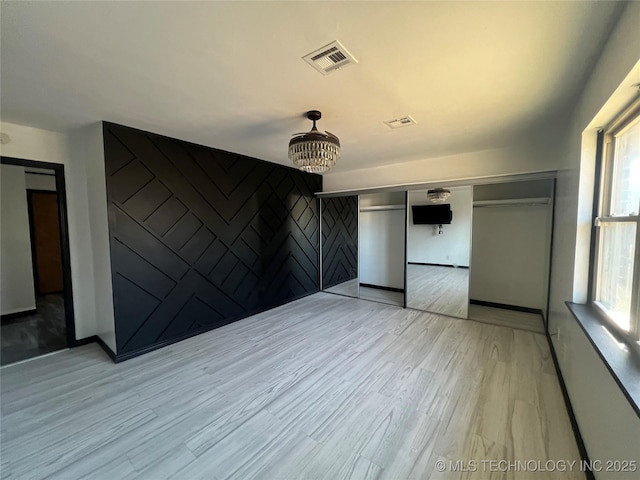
470 299 542 316
360 283 405 293
94 336 117 362
1 309 38 323
72 334 117 361
111 289 320 363
545 330 595 480
73 335 98 347
408 262 469 269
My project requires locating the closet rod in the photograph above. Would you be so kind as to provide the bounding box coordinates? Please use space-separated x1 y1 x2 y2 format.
473 197 550 208
360 204 406 212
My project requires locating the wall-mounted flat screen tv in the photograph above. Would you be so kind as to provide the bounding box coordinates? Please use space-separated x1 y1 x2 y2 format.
412 204 452 225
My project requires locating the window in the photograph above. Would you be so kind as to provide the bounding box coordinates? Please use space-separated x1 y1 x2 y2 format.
592 101 640 350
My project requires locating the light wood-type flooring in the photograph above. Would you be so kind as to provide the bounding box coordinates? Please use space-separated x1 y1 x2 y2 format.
324 278 359 298
324 279 405 307
406 264 469 318
469 305 545 334
0 293 582 480
359 286 405 307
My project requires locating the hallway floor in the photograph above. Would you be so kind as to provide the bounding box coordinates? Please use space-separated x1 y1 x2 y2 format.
1 294 67 365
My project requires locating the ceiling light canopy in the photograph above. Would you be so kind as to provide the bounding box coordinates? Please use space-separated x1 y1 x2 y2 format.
288 110 340 174
427 188 451 203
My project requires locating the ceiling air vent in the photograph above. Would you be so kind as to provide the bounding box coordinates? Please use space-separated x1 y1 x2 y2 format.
384 116 417 129
303 40 358 75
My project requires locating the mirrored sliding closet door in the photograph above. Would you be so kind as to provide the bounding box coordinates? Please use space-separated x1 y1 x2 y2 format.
320 196 359 298
406 186 472 318
358 192 406 307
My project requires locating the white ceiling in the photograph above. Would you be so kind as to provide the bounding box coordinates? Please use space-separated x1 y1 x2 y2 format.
0 1 624 173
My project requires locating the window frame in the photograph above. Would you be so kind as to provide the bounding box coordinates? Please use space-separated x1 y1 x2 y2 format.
591 98 640 353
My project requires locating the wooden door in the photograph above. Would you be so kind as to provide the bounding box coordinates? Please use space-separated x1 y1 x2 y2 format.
29 191 63 294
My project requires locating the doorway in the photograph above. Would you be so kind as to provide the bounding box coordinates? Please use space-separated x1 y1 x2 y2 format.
29 190 64 294
0 158 75 365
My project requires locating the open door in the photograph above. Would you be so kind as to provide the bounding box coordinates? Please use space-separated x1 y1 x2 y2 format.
28 191 64 294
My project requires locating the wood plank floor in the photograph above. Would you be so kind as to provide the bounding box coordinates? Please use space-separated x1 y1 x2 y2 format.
468 305 545 334
324 280 405 308
324 278 359 298
359 286 404 307
0 292 582 480
406 264 469 318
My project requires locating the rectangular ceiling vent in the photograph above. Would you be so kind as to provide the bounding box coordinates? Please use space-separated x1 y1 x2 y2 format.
384 115 417 129
303 40 358 75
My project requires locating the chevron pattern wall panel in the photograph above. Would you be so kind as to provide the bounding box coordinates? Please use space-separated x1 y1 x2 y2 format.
321 196 358 290
103 123 321 356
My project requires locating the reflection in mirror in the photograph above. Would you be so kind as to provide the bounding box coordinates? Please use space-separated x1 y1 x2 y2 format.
406 186 472 318
358 192 406 307
469 179 553 333
321 196 359 298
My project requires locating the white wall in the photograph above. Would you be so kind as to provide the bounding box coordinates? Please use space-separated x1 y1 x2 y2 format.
358 191 404 208
0 165 36 315
0 121 106 345
71 124 116 352
407 186 472 267
470 204 551 310
0 123 70 164
359 192 406 290
25 172 57 191
473 179 553 201
548 2 640 476
359 211 406 290
323 140 558 193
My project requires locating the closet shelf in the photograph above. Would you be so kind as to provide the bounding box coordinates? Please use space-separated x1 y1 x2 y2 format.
473 197 550 208
360 204 406 212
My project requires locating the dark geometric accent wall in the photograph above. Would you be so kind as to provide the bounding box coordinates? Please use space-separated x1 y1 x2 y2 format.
321 196 358 290
103 122 321 356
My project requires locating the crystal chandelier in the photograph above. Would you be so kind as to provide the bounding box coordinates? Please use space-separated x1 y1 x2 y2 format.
288 110 340 174
427 188 451 203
